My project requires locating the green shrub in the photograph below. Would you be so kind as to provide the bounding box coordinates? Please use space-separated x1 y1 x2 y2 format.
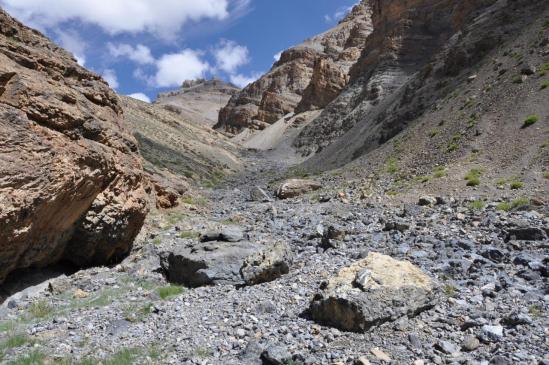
512 74 523 84
443 284 457 297
7 351 45 365
29 299 53 319
429 129 440 138
522 115 539 128
511 197 530 209
541 80 549 89
510 181 524 189
544 171 549 179
447 142 459 152
386 157 399 174
469 200 486 210
465 168 482 186
157 285 184 300
433 166 447 178
496 202 511 211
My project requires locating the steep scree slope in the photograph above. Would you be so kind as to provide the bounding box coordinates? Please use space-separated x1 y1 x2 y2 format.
0 10 148 283
296 0 549 178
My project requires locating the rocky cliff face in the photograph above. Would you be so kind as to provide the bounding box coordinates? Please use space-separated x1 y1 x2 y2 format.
0 10 148 282
296 0 549 169
215 1 373 134
155 78 240 127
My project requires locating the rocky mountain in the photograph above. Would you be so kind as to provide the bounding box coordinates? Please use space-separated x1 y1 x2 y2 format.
215 1 373 134
1 1 548 365
0 10 148 283
155 78 240 127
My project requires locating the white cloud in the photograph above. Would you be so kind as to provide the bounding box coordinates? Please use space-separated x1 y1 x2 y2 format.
56 29 87 66
154 50 210 88
229 72 262 88
1 0 231 39
213 40 249 74
102 69 119 89
128 93 151 103
108 43 155 64
273 51 282 62
324 3 356 23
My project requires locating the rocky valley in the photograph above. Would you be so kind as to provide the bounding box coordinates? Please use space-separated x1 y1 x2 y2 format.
0 1 548 365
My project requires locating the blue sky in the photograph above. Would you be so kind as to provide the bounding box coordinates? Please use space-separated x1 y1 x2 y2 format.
1 0 358 102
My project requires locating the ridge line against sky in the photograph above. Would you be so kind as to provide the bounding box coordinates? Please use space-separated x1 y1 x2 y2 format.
0 0 359 103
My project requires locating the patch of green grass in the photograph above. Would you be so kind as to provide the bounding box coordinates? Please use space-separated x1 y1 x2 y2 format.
433 166 447 178
510 181 524 190
443 284 457 297
511 74 523 84
469 200 486 210
0 321 17 333
124 303 154 323
541 80 549 89
544 171 549 179
528 304 542 318
6 351 45 365
157 285 184 300
496 178 507 187
104 348 142 365
522 115 539 128
511 197 530 209
152 237 161 245
464 168 482 186
179 231 199 240
194 347 213 359
414 175 431 183
496 202 511 212
429 129 440 138
386 157 399 174
447 142 459 152
29 299 53 319
385 190 399 197
0 334 32 354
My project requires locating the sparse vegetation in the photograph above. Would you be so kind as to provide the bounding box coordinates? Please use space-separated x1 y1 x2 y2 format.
157 285 184 300
511 74 523 84
511 197 530 209
465 168 482 186
469 200 486 210
510 181 524 190
429 129 439 138
433 166 447 178
386 157 399 174
496 202 511 212
152 237 161 245
522 115 539 128
179 230 199 239
544 171 549 179
443 284 457 297
6 350 45 365
528 304 542 318
194 347 213 359
29 299 53 319
541 80 549 89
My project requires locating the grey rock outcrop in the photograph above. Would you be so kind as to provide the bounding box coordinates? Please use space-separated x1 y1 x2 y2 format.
159 241 291 287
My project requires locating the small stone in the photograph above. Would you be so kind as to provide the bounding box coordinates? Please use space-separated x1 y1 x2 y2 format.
73 289 89 299
370 348 391 362
418 196 436 206
236 328 246 338
413 361 425 365
435 340 460 354
462 335 480 352
355 356 371 365
480 325 503 343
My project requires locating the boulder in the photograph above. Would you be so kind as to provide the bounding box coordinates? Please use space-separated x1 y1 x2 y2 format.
309 252 436 332
159 241 291 287
250 186 272 202
276 179 322 199
200 226 245 243
0 10 148 283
